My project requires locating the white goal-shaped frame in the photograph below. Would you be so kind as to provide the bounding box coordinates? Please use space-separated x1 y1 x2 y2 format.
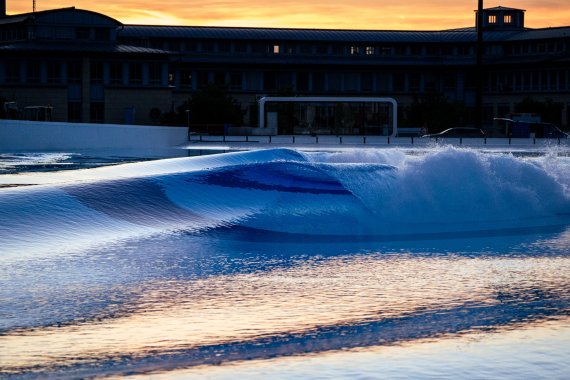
258 96 398 137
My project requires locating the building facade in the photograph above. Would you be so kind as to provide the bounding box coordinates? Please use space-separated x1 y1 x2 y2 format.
0 3 569 134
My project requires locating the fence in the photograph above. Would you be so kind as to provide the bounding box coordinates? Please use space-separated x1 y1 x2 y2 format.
188 134 570 147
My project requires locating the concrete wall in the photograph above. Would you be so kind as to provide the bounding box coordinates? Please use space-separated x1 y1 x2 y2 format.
0 120 188 151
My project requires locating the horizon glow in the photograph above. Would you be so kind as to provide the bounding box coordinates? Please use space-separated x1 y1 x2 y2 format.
7 0 570 30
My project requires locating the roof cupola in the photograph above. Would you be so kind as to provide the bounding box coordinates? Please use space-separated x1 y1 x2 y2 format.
476 6 525 30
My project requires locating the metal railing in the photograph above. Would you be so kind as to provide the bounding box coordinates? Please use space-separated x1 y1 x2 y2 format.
188 134 570 147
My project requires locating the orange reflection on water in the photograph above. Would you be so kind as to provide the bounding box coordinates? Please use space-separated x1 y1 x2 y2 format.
1 254 569 372
132 317 570 380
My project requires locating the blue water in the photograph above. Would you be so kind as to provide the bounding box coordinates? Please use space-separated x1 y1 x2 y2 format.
1 147 569 379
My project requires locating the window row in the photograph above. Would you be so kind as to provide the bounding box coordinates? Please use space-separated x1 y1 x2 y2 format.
120 37 480 57
121 37 569 59
485 70 570 92
170 69 570 94
506 39 568 56
3 62 568 94
1 61 167 86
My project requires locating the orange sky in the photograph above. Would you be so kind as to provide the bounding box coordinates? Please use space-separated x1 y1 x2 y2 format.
7 0 570 29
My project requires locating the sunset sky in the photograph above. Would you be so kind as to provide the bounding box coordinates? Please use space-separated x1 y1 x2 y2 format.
7 0 570 30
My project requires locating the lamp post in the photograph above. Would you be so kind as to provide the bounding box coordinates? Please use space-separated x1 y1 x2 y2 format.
475 0 484 130
186 109 191 135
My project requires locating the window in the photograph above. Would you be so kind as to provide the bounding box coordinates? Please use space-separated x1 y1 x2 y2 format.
488 15 497 24
219 41 231 53
523 71 532 91
234 41 247 53
129 63 142 85
559 70 568 90
6 61 20 83
365 46 375 55
90 102 104 123
549 70 558 90
230 72 243 90
316 44 328 54
180 70 193 88
464 72 476 89
90 61 103 84
185 41 197 52
393 73 405 92
149 63 162 85
285 43 297 55
197 71 209 88
313 72 325 92
68 102 82 122
376 73 389 91
361 72 373 91
328 72 342 92
504 14 512 24
149 39 164 49
350 46 360 55
202 41 213 53
27 62 41 83
263 71 277 91
410 45 422 56
55 27 73 39
214 71 225 86
109 62 123 85
395 45 407 56
95 28 109 41
300 44 312 54
444 73 456 90
380 46 393 55
344 72 359 92
68 84 81 100
273 44 280 54
332 45 344 55
47 62 61 84
541 71 548 91
296 72 309 92
76 27 90 39
168 40 180 52
251 43 265 53
409 73 421 92
68 61 81 83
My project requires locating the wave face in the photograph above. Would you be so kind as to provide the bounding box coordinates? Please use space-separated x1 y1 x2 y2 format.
1 147 570 255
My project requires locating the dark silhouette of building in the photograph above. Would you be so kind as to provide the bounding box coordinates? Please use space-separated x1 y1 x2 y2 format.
0 2 568 133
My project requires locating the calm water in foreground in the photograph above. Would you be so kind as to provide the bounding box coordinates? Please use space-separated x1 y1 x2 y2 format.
1 147 569 379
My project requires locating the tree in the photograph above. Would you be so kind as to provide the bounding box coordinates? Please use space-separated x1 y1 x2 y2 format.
514 97 563 125
403 93 466 134
184 85 244 126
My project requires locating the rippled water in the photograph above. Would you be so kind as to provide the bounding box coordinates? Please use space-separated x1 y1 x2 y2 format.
1 147 569 379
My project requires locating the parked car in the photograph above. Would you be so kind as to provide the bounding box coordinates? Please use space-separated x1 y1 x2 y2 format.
422 127 486 138
537 123 569 138
494 118 569 138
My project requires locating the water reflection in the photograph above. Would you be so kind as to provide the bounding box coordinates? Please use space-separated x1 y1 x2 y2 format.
1 231 570 377
124 318 570 380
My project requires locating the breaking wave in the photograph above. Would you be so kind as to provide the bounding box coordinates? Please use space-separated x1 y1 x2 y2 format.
1 147 569 255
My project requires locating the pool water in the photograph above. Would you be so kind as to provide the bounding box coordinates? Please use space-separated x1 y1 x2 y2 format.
1 146 569 379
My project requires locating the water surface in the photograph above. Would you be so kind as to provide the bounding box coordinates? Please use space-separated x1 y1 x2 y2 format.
1 146 569 378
